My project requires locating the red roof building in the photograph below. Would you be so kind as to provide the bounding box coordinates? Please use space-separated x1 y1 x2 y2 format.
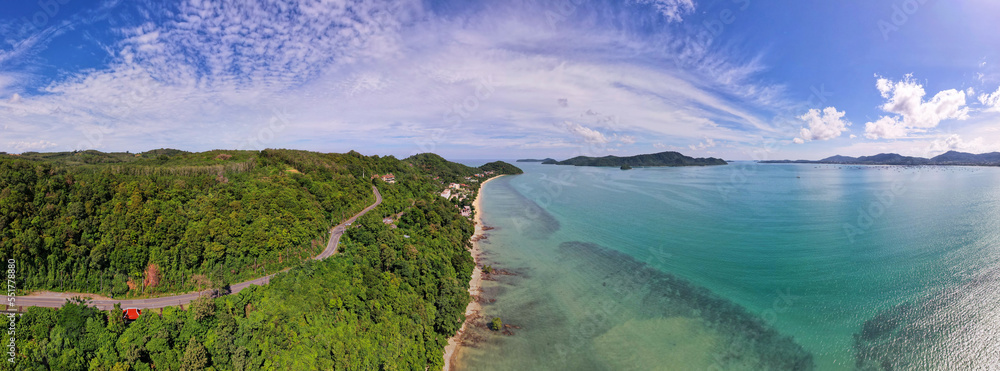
123 308 142 321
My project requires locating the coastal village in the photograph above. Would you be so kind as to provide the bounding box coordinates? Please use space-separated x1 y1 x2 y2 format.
369 169 499 226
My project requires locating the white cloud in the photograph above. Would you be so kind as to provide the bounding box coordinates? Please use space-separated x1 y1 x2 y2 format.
688 138 716 150
517 140 580 149
0 75 20 96
792 138 804 144
0 0 782 158
795 107 850 142
979 86 1000 112
560 121 609 144
864 116 909 140
928 134 985 155
631 0 696 22
865 75 970 139
118 0 419 87
6 140 58 152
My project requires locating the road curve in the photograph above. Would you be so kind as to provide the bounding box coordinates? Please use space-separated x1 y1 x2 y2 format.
15 186 383 311
315 186 382 260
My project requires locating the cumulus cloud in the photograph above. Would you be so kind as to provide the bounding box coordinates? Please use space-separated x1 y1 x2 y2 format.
560 121 609 144
865 75 969 139
795 107 850 143
864 116 909 140
928 134 985 155
979 86 1000 112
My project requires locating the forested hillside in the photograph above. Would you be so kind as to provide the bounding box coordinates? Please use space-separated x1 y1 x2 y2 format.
1 149 519 298
548 151 727 167
2 150 520 370
479 161 525 175
1 150 373 297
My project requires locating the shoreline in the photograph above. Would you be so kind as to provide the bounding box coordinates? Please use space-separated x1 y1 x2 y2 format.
442 174 505 371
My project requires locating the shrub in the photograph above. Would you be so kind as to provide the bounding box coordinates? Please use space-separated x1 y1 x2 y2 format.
490 317 503 331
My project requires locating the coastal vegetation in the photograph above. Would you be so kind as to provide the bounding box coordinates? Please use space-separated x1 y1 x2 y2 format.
0 150 519 297
2 149 523 370
490 317 503 331
1 149 373 297
478 161 524 175
544 151 727 167
514 158 555 163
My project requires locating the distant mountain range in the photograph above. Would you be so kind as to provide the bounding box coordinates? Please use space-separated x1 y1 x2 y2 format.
761 151 1000 166
542 151 727 167
515 158 556 163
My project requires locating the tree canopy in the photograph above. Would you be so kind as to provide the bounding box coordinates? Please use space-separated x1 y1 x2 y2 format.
2 149 522 370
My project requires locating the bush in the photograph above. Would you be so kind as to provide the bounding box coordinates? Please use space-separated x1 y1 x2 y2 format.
490 317 503 331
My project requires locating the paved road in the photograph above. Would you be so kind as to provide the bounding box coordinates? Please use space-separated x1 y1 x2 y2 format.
315 186 382 260
15 186 382 311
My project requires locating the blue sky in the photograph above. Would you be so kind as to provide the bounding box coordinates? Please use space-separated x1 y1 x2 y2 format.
1 0 999 160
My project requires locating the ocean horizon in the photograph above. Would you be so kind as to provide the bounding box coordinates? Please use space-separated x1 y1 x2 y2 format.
454 162 1000 370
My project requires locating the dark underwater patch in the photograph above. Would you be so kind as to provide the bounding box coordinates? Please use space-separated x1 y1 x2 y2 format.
489 177 561 238
558 241 815 370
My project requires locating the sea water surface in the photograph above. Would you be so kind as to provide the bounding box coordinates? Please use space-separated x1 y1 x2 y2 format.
454 162 1000 370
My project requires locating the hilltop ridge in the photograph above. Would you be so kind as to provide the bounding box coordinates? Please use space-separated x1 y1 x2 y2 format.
543 151 727 167
761 151 1000 166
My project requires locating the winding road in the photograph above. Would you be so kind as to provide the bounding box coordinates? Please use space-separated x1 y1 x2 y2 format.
14 186 382 311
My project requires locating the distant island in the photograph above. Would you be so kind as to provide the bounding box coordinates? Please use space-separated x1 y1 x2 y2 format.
516 158 556 163
620 165 633 170
761 151 1000 166
543 151 727 167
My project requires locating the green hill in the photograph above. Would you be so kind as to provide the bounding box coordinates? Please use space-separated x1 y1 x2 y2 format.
761 151 1000 166
3 149 516 370
478 161 524 175
547 151 727 167
1 149 519 298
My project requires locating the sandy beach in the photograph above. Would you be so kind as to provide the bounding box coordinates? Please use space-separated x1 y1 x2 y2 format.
442 174 504 371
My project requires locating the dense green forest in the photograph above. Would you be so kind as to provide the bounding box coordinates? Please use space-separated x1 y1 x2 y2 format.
546 150 727 167
0 150 518 297
2 149 521 370
478 161 524 175
1 149 372 296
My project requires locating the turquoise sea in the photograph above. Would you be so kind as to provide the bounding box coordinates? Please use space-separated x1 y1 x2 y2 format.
454 162 1000 370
